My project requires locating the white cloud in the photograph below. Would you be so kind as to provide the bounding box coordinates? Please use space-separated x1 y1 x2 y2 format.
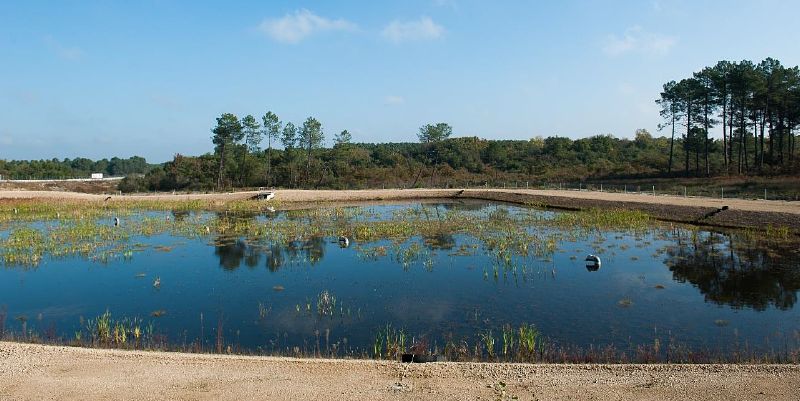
384 95 405 105
381 16 444 43
0 135 13 146
44 35 84 61
258 9 356 44
602 26 676 57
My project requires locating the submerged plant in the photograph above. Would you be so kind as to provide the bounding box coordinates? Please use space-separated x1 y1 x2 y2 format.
316 290 336 317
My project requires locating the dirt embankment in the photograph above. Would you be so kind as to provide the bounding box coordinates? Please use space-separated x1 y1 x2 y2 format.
1 342 798 401
1 188 798 231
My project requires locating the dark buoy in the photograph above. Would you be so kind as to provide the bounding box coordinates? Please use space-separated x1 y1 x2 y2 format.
114 217 120 227
585 254 601 272
338 236 350 248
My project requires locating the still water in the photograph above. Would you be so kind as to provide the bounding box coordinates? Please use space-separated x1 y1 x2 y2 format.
1 201 798 359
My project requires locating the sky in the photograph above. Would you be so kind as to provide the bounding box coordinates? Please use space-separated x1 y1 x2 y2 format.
1 0 799 162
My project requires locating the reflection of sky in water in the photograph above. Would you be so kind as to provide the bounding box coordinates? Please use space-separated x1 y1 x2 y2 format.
0 201 798 356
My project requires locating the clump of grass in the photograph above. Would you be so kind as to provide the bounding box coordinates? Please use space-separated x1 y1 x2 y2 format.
617 298 633 308
481 330 496 359
517 324 542 360
257 302 270 319
372 324 406 360
316 290 336 317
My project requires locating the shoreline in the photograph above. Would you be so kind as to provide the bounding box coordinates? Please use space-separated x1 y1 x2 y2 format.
1 341 798 401
2 188 799 231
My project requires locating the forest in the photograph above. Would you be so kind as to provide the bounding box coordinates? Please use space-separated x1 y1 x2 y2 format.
1 58 797 192
0 156 152 180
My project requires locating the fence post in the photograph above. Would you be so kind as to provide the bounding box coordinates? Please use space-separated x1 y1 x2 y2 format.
721 187 724 199
684 186 687 198
652 185 655 196
579 183 581 191
600 183 603 192
764 188 767 200
624 185 626 194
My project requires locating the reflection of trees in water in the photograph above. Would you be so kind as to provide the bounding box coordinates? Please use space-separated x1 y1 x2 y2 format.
214 236 325 272
214 237 247 271
441 202 487 212
665 230 800 311
423 232 456 250
285 237 325 265
265 244 284 272
170 210 190 222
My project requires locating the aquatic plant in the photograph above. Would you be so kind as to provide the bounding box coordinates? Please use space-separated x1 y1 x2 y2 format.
316 290 336 317
371 324 407 359
481 330 496 359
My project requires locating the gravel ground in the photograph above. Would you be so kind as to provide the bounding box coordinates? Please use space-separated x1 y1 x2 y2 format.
1 342 798 401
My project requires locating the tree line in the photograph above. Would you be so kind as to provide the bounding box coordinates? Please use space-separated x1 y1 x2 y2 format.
120 117 754 192
4 57 797 190
0 156 152 180
657 58 799 177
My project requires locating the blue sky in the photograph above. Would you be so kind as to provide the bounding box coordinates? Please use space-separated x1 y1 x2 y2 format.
1 0 798 162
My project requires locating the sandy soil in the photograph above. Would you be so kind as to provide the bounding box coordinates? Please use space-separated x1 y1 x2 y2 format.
1 342 798 401
0 188 795 212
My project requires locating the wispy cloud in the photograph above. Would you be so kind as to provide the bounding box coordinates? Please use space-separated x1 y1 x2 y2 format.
44 35 84 61
381 16 444 43
384 95 405 105
602 26 676 56
258 9 356 44
0 134 13 146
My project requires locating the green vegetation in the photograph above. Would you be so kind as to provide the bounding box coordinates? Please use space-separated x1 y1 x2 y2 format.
0 156 153 180
658 58 800 177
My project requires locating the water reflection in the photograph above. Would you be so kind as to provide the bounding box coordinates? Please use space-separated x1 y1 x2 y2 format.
665 231 800 310
214 236 326 271
214 238 248 270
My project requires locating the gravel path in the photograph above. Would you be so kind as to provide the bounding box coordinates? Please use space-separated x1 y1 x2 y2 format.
1 342 798 401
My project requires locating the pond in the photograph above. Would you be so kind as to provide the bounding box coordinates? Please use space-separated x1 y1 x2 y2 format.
1 200 799 362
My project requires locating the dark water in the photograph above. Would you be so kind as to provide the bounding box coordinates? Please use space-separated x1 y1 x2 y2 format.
1 201 799 358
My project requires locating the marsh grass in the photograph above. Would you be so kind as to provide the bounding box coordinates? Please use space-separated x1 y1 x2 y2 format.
2 313 799 364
